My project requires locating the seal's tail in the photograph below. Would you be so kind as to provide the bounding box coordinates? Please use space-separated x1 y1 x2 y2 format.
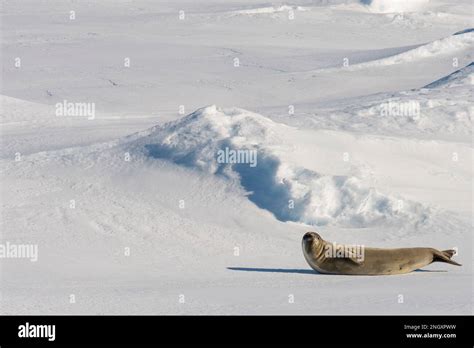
432 249 461 266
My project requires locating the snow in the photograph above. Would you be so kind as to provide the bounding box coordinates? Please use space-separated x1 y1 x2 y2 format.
424 61 473 88
122 105 431 227
0 0 472 315
316 31 473 71
231 5 307 16
362 0 430 14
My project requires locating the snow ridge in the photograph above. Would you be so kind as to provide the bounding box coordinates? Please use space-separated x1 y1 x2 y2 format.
124 106 430 227
362 0 430 13
315 31 473 72
231 5 306 16
423 62 473 88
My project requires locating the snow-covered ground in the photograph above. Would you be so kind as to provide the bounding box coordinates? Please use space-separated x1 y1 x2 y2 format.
0 0 472 314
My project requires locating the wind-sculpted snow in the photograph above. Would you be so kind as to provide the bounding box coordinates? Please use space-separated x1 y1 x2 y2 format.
229 1 430 16
297 63 473 141
124 106 430 227
2 0 472 315
315 31 473 72
453 28 474 36
361 0 430 13
423 62 473 88
230 5 306 16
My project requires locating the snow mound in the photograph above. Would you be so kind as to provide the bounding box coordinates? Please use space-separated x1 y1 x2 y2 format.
423 62 474 88
343 31 473 70
453 28 474 36
124 106 429 227
231 5 306 15
362 0 430 13
303 65 473 141
0 95 55 124
311 31 473 73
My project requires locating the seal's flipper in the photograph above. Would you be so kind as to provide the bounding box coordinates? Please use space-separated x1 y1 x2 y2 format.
347 256 364 265
433 249 461 266
442 249 457 258
345 251 364 265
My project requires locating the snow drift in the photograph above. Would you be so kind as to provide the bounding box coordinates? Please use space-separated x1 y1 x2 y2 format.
230 5 306 16
304 63 473 141
123 106 429 227
424 61 473 88
362 0 430 13
316 31 473 72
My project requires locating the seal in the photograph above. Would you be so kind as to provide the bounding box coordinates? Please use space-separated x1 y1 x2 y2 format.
302 232 461 275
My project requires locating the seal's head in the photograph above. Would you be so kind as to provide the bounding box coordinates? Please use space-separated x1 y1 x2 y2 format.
302 231 323 254
302 231 327 273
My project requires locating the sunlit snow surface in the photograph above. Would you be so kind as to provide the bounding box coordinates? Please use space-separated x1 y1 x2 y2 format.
0 0 472 314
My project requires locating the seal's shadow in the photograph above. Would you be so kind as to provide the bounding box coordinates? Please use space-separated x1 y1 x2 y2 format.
227 267 320 275
227 267 447 275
